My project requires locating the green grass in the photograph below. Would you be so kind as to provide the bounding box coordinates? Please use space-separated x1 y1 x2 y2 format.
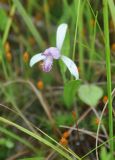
103 0 114 159
0 0 114 159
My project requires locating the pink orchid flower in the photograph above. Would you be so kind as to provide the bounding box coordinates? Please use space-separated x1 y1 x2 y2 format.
30 23 79 79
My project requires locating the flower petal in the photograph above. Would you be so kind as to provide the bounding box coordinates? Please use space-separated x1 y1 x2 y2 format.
61 55 79 79
43 47 60 59
56 23 68 50
42 56 53 72
30 53 46 67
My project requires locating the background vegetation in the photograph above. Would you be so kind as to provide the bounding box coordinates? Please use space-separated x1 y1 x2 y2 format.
0 0 115 159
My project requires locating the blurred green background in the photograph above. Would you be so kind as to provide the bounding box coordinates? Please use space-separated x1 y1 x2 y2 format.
0 0 115 159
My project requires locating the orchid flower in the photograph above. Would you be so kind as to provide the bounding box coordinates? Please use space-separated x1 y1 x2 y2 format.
30 23 79 79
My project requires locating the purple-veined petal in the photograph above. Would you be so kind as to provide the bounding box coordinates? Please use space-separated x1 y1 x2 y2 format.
43 47 60 59
42 56 53 72
56 23 68 50
61 55 79 79
49 47 60 59
30 53 46 67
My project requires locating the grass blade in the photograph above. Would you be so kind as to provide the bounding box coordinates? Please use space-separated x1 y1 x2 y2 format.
108 0 115 27
12 0 45 50
103 0 114 159
0 117 76 160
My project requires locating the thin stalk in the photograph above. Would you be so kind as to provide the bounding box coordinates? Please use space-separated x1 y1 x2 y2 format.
87 13 98 78
2 4 16 45
90 13 98 61
78 2 84 78
72 0 81 60
81 136 115 159
103 0 114 159
86 0 104 40
1 4 16 79
108 0 115 27
0 51 8 79
43 0 51 43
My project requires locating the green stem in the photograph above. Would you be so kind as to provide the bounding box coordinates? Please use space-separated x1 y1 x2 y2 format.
72 0 81 60
78 2 84 78
2 5 16 45
1 4 16 79
1 53 8 79
108 0 115 27
44 0 51 43
87 13 98 79
86 0 104 40
103 0 114 159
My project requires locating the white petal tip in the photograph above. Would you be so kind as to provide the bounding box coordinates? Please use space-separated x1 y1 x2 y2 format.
56 23 68 50
75 74 79 80
29 57 37 67
59 23 68 29
61 55 79 79
29 60 34 67
29 53 45 68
